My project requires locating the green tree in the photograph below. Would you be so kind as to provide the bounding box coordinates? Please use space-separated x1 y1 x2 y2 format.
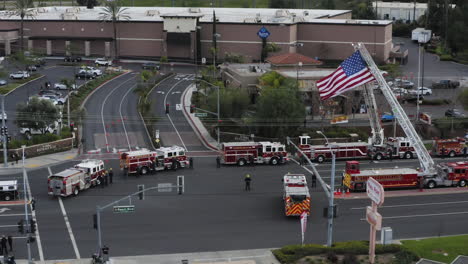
350 0 375 19
269 0 295 8
10 0 34 52
320 0 335 9
9 52 34 70
205 88 250 119
15 97 60 135
255 72 305 138
99 1 130 59
458 89 468 111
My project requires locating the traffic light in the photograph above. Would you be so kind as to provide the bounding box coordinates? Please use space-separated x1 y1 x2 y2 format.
190 105 195 113
30 220 36 233
70 122 74 131
138 184 144 200
17 220 24 234
93 214 97 229
0 126 4 136
27 236 36 243
165 104 170 114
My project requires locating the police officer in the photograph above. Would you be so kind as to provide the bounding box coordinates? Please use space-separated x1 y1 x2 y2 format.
108 168 113 184
216 156 221 168
244 174 252 191
171 157 177 171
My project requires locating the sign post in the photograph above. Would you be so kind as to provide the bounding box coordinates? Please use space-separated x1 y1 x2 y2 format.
300 211 308 246
366 177 384 264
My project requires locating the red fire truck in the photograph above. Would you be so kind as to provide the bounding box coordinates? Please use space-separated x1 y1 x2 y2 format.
120 146 189 175
220 141 288 166
298 135 369 163
342 161 420 191
426 161 468 188
372 137 417 160
431 138 466 157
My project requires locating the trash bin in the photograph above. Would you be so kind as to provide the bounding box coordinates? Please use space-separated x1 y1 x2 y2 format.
381 227 393 245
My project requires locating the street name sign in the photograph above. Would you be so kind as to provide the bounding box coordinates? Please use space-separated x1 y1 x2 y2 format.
113 205 135 213
366 206 382 230
366 177 385 206
195 113 208 117
158 183 172 192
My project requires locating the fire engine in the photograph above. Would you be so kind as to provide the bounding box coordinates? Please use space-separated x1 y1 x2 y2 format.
48 159 105 197
342 161 420 191
120 146 188 175
283 174 310 216
298 135 369 163
427 161 468 188
220 141 288 166
372 137 417 160
432 138 466 157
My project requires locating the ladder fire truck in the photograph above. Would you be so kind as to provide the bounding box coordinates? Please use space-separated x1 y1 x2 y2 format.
283 173 310 216
371 137 417 160
220 141 288 166
432 138 466 157
120 146 189 175
433 161 468 188
48 159 105 197
341 43 463 189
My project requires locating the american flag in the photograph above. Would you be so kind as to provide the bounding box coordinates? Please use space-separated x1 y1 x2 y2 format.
317 51 375 101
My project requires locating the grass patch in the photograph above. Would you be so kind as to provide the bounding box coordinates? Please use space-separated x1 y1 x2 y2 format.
0 74 42 95
401 235 468 263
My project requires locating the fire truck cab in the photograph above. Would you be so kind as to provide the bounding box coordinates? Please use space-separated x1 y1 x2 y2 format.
221 141 288 166
155 146 189 169
372 137 417 160
427 161 468 188
48 159 105 197
282 174 310 216
432 138 466 157
120 146 188 175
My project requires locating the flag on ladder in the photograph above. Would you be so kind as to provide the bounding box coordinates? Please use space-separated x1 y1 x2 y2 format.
317 50 375 100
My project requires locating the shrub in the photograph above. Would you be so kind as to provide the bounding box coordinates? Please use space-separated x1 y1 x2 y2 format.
341 254 359 264
326 251 339 263
393 249 419 264
440 54 453 61
392 22 413 37
332 241 369 255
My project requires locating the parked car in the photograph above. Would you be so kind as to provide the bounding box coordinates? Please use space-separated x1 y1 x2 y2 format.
9 71 30 79
409 87 432 96
39 90 62 97
54 83 77 90
64 55 82 62
142 62 160 70
26 65 37 71
0 79 7 86
79 66 102 76
393 88 408 94
381 112 395 122
76 71 95 79
32 57 46 67
19 121 59 139
394 79 414 89
432 80 460 89
445 109 465 118
95 58 112 66
37 95 66 105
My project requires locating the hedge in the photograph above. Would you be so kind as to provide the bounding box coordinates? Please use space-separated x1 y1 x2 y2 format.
272 241 419 264
7 127 72 149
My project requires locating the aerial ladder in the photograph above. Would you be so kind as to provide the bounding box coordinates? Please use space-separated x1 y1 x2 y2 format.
363 83 384 147
356 43 436 176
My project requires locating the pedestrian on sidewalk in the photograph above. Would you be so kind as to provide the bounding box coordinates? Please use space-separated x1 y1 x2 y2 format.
244 173 252 191
1 235 8 255
7 235 12 252
216 156 221 168
108 168 113 184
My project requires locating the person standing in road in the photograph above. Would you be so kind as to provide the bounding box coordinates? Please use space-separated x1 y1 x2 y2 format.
387 148 393 161
171 157 177 171
1 235 8 255
441 147 446 159
249 155 254 166
108 168 113 184
98 174 104 188
103 170 108 186
216 156 221 168
464 145 467 158
244 174 252 191
311 174 317 188
7 235 12 252
189 157 194 169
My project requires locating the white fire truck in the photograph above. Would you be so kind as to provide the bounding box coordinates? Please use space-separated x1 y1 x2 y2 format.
283 174 310 216
371 137 417 160
48 159 105 197
220 141 288 166
120 146 189 175
0 180 18 201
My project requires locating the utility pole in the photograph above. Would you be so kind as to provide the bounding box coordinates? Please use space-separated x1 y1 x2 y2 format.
413 0 416 23
1 95 7 167
22 145 33 264
444 0 449 49
217 84 220 148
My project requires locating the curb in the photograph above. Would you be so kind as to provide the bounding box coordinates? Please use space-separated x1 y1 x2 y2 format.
181 84 219 151
4 74 45 96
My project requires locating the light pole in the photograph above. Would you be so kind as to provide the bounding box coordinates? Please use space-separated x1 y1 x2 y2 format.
317 130 335 247
296 61 302 89
416 31 430 122
212 33 221 79
1 95 7 167
22 145 33 264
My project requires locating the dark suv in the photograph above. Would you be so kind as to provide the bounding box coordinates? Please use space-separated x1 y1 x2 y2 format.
65 55 82 62
445 109 465 118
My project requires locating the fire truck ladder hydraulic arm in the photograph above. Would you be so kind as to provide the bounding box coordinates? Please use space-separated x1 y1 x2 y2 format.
363 83 384 147
356 43 435 175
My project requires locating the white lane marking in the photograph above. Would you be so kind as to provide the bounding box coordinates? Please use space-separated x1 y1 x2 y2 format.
0 213 26 217
48 167 52 175
351 200 468 210
101 76 136 152
360 211 468 220
0 208 11 213
58 197 81 259
0 225 18 228
26 170 44 261
119 83 137 151
163 78 188 151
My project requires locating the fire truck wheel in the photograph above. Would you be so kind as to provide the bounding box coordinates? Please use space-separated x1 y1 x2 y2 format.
237 159 246 166
4 194 11 201
459 180 467 187
404 152 413 159
374 153 383 160
316 155 325 163
270 158 279 165
73 187 79 196
141 166 149 175
427 180 436 189
449 151 456 158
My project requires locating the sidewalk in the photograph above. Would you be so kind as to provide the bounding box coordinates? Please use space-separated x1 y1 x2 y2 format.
0 148 79 175
335 185 468 200
13 248 280 264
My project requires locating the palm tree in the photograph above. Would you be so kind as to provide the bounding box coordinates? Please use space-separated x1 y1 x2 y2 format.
11 0 34 52
99 1 130 59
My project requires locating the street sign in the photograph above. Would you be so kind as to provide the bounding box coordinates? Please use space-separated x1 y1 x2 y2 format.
158 183 172 192
300 211 308 245
113 205 135 213
257 27 270 39
155 129 159 139
176 104 182 111
366 177 385 206
201 57 206 64
366 206 382 230
195 113 208 117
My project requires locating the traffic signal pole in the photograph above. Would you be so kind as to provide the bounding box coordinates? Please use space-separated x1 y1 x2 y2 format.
22 145 32 264
2 95 7 167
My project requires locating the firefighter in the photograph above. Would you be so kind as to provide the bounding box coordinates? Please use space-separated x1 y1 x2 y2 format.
244 174 252 191
189 157 194 169
441 147 447 159
108 168 113 184
311 174 317 188
103 170 108 186
249 155 254 166
102 245 109 262
387 148 393 161
216 156 221 168
1 235 7 255
367 150 374 163
171 157 177 171
97 174 104 188
279 153 284 164
7 235 12 252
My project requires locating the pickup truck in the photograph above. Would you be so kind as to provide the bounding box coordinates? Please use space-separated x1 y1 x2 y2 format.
432 80 460 89
19 121 59 139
